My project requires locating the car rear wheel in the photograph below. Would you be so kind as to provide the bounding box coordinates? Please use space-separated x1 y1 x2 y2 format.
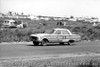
67 42 72 45
33 41 39 46
67 40 75 45
67 42 74 45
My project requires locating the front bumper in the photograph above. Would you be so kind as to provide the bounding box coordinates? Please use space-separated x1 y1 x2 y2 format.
30 36 41 42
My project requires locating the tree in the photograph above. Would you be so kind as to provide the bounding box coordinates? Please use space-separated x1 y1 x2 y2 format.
70 16 74 18
8 11 12 15
21 12 24 15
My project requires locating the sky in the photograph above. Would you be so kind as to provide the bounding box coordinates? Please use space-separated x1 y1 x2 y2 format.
1 0 100 17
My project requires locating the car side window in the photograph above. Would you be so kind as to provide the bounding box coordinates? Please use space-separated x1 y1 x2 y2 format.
54 30 61 34
62 30 70 34
11 22 13 24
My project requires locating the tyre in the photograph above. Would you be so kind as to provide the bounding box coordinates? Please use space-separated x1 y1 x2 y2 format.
67 42 74 45
67 40 75 45
59 42 64 45
33 41 39 46
67 42 71 45
41 39 48 46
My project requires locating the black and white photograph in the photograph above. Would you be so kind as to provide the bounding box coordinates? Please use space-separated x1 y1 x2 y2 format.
0 0 100 67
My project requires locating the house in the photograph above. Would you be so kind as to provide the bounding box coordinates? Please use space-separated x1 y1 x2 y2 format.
2 19 27 28
3 19 16 28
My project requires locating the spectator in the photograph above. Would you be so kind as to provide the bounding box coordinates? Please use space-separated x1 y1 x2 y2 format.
63 22 66 26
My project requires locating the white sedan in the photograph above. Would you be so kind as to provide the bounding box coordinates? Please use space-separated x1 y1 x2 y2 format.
30 28 81 46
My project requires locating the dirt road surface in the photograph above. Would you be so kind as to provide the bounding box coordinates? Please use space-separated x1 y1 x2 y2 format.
0 41 100 59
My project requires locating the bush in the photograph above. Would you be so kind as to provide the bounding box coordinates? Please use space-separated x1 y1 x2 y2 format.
72 26 100 41
1 23 100 42
0 28 45 42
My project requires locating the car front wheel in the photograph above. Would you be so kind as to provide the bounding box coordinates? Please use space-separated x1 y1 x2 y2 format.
33 41 39 46
41 40 48 46
59 42 64 45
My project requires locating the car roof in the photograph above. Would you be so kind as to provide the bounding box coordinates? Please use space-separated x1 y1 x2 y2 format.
54 28 69 30
4 19 15 22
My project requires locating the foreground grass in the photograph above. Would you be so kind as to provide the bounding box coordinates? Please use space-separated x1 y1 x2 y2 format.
0 55 100 67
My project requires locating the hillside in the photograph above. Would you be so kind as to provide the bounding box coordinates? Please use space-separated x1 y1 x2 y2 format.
0 18 100 42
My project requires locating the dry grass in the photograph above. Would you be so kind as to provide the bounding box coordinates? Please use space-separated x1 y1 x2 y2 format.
0 55 100 67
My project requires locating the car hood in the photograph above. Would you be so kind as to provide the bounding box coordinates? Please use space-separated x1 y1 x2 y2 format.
30 33 49 37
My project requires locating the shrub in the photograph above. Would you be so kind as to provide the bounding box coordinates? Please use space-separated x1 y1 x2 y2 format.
0 28 45 42
1 22 100 42
72 26 100 41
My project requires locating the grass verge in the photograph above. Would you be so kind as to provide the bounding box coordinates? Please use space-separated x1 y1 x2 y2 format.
0 54 100 67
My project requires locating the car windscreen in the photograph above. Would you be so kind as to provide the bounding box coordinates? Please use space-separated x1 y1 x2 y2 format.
44 29 54 34
61 30 70 34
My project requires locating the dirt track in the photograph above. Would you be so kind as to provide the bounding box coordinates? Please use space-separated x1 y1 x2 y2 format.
0 41 100 59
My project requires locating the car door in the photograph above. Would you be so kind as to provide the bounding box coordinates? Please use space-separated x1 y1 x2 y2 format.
51 30 62 42
60 30 71 42
46 34 58 42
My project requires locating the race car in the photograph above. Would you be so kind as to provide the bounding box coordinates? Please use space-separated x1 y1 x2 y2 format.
30 28 81 46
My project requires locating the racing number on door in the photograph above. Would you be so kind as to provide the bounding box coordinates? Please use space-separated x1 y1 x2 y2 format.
62 36 66 39
62 35 70 39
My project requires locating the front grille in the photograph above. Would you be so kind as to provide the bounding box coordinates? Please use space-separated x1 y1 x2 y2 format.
30 36 38 41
